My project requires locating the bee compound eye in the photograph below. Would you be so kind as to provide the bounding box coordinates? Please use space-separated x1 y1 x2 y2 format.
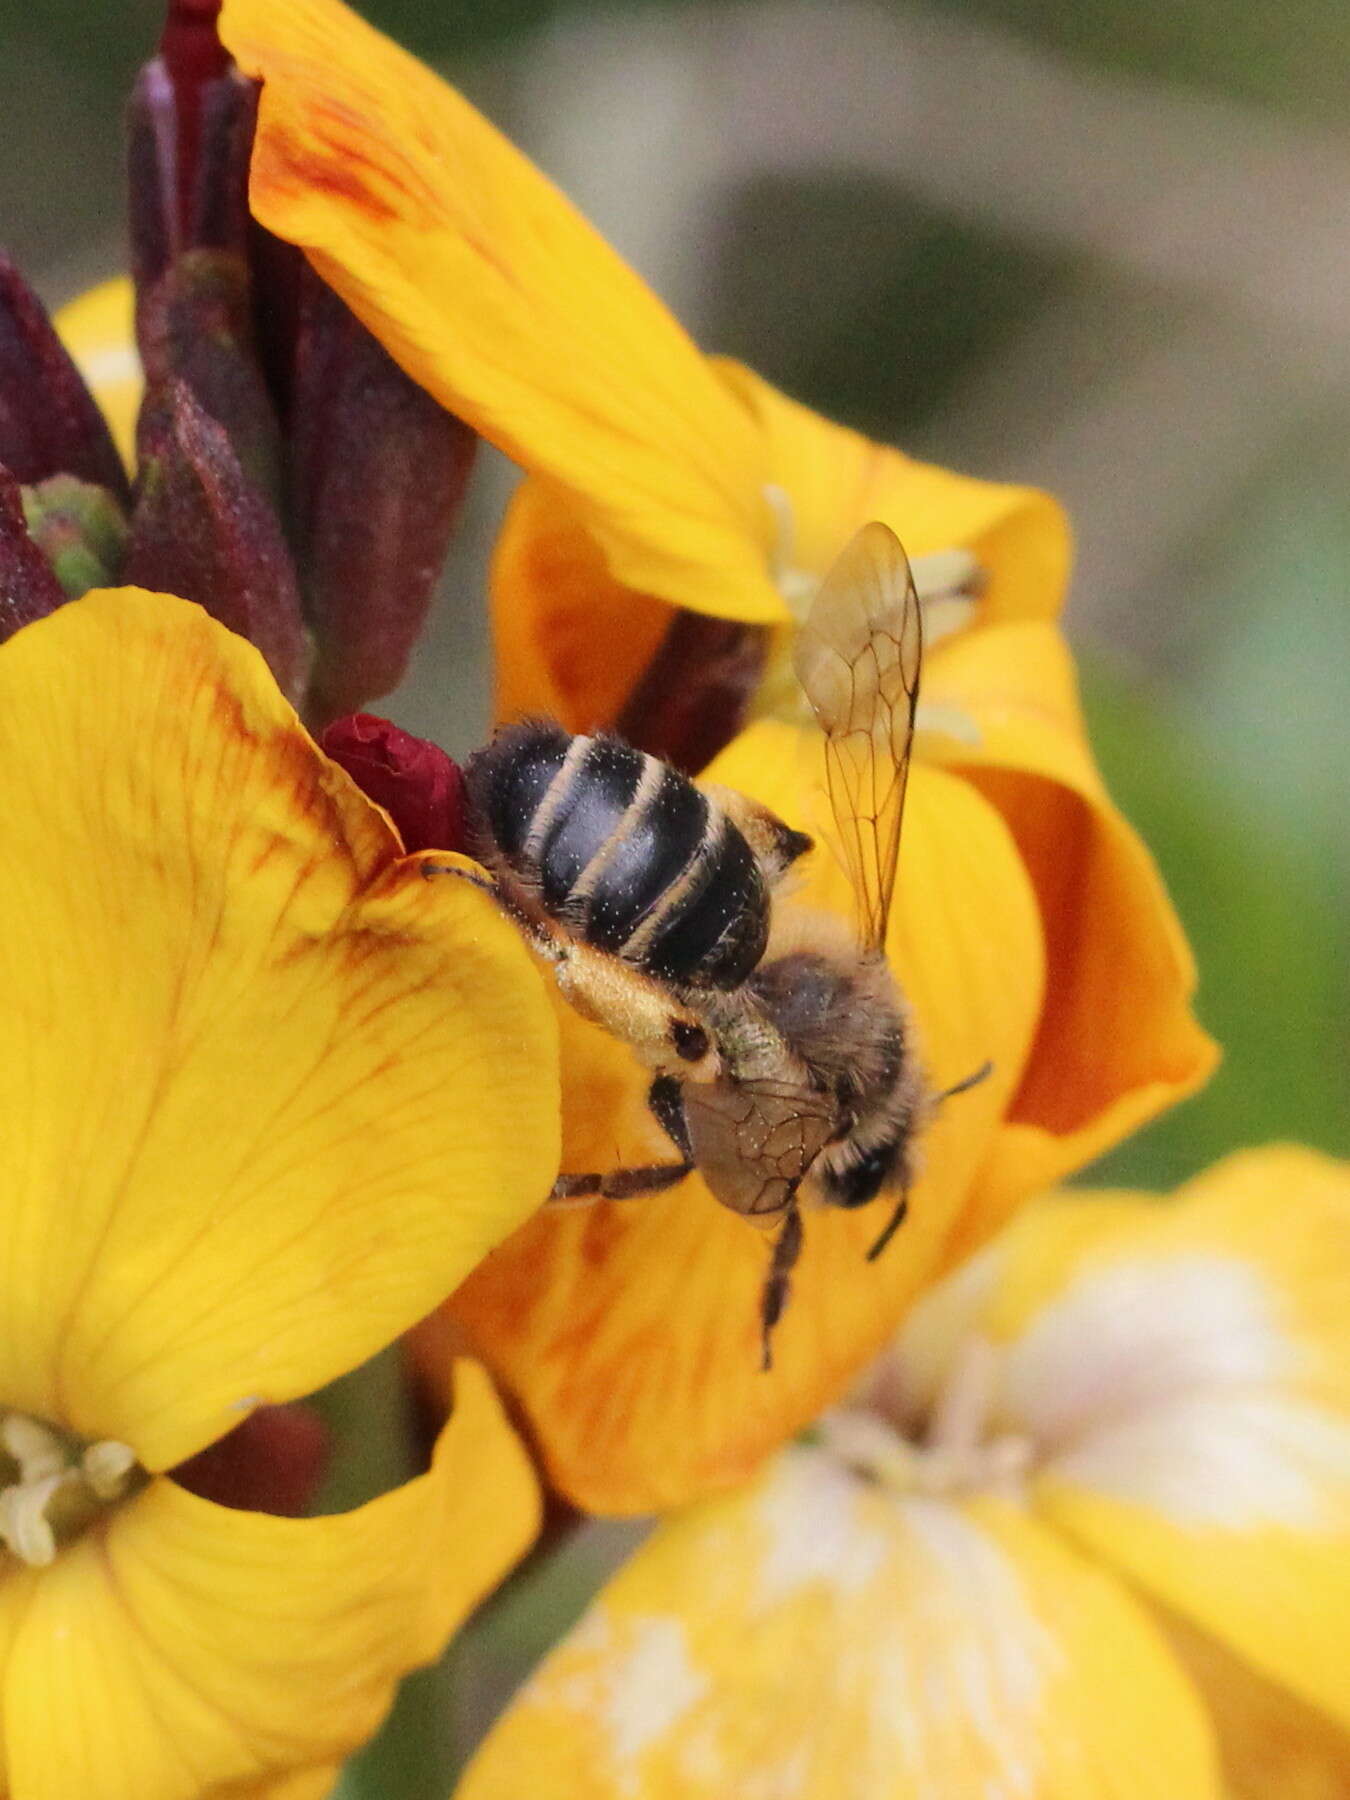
670 1020 710 1063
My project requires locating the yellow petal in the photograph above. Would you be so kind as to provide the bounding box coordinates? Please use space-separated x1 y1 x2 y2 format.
457 1446 1219 1799
209 1768 339 1800
716 358 1072 624
921 618 1217 1240
53 276 140 473
219 0 780 624
443 718 1043 1513
0 590 558 1468
1 1361 538 1800
1160 1602 1350 1800
1001 1149 1350 1740
897 1150 1350 1742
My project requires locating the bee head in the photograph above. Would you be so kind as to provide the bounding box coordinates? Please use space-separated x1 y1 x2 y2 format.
820 1138 904 1209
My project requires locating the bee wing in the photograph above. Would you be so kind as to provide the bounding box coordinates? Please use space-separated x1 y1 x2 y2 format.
682 1074 838 1222
792 521 922 953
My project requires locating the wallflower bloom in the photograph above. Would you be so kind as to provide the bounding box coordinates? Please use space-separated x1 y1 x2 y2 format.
220 0 1216 1512
458 1147 1350 1799
0 589 558 1800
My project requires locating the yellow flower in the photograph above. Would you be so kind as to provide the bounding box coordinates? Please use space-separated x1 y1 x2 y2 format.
0 589 558 1800
221 0 1217 1515
457 1147 1350 1800
52 276 139 472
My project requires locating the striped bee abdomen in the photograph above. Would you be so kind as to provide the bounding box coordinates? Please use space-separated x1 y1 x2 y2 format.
466 721 770 990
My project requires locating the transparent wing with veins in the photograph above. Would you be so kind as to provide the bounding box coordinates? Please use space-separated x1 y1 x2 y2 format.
792 521 922 953
681 1074 838 1222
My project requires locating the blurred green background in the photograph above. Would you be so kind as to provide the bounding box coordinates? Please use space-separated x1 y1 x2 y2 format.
4 0 1345 1791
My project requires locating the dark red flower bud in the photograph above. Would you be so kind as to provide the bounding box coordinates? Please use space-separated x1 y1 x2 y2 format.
137 249 283 504
173 1403 330 1518
616 612 769 773
0 255 131 505
0 466 66 640
20 474 128 597
126 377 309 703
127 5 256 320
321 713 468 855
289 270 478 729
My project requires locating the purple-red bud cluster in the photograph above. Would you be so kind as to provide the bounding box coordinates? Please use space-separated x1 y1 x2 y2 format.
0 0 478 744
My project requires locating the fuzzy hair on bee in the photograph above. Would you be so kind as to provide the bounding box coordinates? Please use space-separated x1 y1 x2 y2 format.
434 523 989 1368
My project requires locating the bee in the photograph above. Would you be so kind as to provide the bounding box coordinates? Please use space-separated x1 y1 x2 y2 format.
447 522 987 1366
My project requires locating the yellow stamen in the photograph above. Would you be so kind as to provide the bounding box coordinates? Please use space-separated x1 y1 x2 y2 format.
0 1412 143 1566
820 1336 1035 1501
82 1439 139 1502
1 1413 67 1484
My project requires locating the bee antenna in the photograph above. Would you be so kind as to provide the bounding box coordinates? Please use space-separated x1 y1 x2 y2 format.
933 1059 993 1105
865 1190 909 1263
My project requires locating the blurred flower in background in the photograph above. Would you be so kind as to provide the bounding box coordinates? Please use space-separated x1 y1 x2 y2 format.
458 1147 1350 1799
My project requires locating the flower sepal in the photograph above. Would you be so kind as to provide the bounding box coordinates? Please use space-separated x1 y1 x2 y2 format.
0 254 130 504
126 376 310 702
288 266 478 728
0 468 65 636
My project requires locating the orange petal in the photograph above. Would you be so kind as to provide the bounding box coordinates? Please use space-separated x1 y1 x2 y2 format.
0 1362 538 1800
457 1449 1220 1799
218 0 780 624
491 476 676 732
716 358 1072 625
442 719 1044 1513
0 589 558 1468
489 363 1072 736
921 618 1217 1243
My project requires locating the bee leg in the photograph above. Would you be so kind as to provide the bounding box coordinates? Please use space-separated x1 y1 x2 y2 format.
760 1205 804 1373
547 1078 697 1206
550 1161 693 1203
865 1189 910 1263
418 858 497 895
646 1074 694 1160
933 1059 993 1105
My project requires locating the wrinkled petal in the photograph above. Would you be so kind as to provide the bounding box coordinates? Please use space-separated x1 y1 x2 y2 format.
219 0 780 623
922 619 1217 1239
443 719 1043 1513
457 1446 1219 1799
716 358 1071 625
0 590 558 1467
54 278 141 473
2 1362 538 1800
